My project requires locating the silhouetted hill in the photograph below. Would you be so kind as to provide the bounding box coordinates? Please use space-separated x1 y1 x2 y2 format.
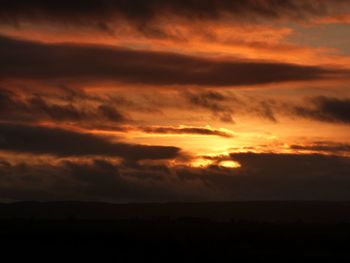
2 201 350 261
1 201 350 222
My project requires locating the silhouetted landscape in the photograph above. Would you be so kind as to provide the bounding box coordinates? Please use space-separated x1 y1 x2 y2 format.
2 0 350 261
1 201 350 261
2 201 350 222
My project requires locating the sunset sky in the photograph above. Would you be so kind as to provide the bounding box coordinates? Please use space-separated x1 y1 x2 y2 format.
1 0 350 202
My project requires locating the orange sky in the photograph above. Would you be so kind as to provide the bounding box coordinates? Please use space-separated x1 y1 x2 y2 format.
0 0 350 201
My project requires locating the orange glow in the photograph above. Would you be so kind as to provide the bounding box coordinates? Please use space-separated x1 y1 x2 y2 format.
2 19 350 67
219 160 241 169
0 4 349 181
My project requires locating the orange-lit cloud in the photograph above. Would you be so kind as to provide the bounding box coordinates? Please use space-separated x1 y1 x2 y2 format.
314 13 350 24
0 0 350 202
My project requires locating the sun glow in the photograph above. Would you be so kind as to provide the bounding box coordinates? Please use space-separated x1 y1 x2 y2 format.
190 158 213 168
219 160 241 169
190 158 241 169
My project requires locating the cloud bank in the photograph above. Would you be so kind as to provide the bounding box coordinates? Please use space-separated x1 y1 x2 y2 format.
0 35 343 86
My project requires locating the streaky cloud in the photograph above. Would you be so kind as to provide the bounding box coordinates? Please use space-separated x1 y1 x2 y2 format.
0 35 344 86
0 122 180 160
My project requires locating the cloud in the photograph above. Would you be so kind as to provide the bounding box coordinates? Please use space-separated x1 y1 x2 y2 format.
0 122 180 160
183 90 237 123
140 126 234 138
28 95 91 121
0 35 343 86
0 88 129 124
290 141 350 155
182 94 350 125
97 104 128 122
1 152 350 202
184 90 231 111
0 159 214 202
227 152 350 200
1 0 349 29
313 13 350 25
183 90 280 123
182 93 350 125
294 96 350 124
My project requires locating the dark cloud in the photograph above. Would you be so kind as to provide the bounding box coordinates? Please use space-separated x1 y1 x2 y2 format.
227 152 350 200
98 104 128 122
255 100 278 122
290 141 350 154
183 90 236 123
183 90 280 123
0 157 257 202
0 88 129 124
0 159 215 202
0 35 343 86
294 96 350 124
1 152 350 202
184 91 230 111
28 95 90 121
0 122 180 160
140 126 233 138
183 94 350 125
0 0 348 29
0 89 20 112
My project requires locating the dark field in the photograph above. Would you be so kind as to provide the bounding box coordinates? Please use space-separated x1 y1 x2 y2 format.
1 201 350 261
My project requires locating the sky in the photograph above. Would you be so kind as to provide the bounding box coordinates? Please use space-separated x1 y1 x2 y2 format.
0 0 350 202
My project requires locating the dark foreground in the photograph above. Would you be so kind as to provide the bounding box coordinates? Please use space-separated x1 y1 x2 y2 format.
1 201 350 261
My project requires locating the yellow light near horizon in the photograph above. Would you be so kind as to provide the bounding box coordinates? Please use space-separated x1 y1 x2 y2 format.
219 160 241 169
190 158 241 169
191 158 213 168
